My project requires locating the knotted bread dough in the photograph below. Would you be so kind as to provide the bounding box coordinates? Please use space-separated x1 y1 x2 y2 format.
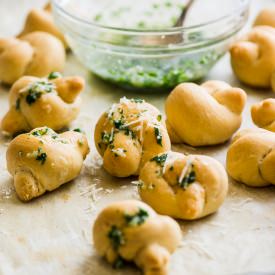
1 73 84 135
18 3 67 47
139 151 228 220
7 127 89 201
230 26 275 90
165 81 246 146
251 98 275 132
94 97 171 177
93 200 181 275
227 128 275 187
0 31 65 85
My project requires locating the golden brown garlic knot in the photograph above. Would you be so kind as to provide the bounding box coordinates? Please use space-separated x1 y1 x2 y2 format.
165 81 246 146
230 26 275 90
1 73 84 135
139 151 228 220
0 32 65 85
18 3 67 48
7 127 89 201
227 128 275 187
93 200 181 275
94 97 171 177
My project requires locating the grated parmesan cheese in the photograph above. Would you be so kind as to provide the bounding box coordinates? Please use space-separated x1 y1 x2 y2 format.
181 240 215 260
178 156 195 184
111 148 126 157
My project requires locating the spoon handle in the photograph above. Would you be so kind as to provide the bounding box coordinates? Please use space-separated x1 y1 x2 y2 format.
174 0 195 27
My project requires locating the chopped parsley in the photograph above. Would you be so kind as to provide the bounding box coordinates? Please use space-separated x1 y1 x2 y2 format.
154 127 162 146
178 167 196 189
125 208 149 226
31 128 59 139
101 131 114 145
113 256 126 269
35 147 47 165
111 118 136 139
165 1 172 7
25 81 54 105
122 127 136 139
94 13 102 22
157 114 162 122
113 119 124 129
32 128 49 137
153 3 160 8
137 21 146 28
73 128 83 133
78 139 84 146
108 225 125 250
151 153 168 167
130 98 144 103
15 98 20 110
48 72 62 80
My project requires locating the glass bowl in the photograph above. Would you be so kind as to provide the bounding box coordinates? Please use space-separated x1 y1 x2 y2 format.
52 0 250 92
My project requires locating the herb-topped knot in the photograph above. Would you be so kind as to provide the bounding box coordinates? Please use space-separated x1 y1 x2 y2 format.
48 72 62 80
107 208 149 252
93 200 182 274
139 151 228 220
151 153 168 167
95 97 170 177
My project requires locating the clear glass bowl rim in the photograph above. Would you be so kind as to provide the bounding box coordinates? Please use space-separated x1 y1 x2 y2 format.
51 0 250 34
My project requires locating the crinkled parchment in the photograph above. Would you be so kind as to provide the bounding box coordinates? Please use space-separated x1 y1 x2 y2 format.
0 0 275 274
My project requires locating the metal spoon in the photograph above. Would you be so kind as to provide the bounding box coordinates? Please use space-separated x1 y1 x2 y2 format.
142 0 195 45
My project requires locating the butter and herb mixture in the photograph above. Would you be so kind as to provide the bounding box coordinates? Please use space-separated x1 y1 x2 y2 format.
16 72 61 110
150 153 196 189
98 97 165 157
107 208 149 268
17 127 84 165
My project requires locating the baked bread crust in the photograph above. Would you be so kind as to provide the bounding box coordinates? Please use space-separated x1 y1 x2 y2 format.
6 127 89 201
1 73 84 135
139 151 228 220
94 97 171 177
230 26 275 89
227 128 275 187
93 200 181 275
251 98 275 132
165 81 246 146
18 3 67 47
0 32 65 85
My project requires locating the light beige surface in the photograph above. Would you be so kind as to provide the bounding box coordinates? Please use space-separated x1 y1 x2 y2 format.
1 1 275 275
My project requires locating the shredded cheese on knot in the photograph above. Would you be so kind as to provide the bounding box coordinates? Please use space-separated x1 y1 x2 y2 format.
178 156 195 184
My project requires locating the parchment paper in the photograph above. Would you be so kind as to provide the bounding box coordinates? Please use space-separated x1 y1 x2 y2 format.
1 1 275 274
